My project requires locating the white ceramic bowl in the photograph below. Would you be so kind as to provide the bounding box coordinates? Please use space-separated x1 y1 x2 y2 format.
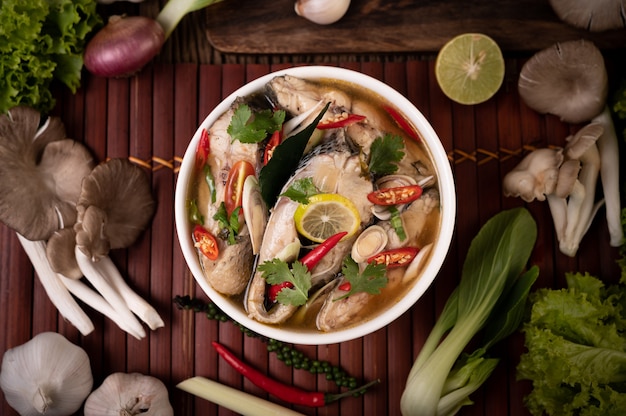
175 66 456 345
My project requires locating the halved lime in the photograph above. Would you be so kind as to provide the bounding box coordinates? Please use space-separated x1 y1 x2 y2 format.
435 33 505 105
294 193 360 243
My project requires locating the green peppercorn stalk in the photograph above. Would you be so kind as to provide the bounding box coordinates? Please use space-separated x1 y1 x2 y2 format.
173 295 361 388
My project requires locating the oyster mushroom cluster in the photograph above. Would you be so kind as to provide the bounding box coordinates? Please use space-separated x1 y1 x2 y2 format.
503 39 623 257
0 106 161 338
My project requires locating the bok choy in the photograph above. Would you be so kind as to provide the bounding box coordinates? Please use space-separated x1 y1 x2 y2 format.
401 207 539 415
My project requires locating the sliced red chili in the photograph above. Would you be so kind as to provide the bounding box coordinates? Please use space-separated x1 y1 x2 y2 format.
384 105 421 142
367 247 419 268
192 225 219 260
338 281 351 292
212 341 379 407
367 185 423 206
317 113 366 129
195 128 210 169
263 129 281 165
224 160 255 215
268 231 347 302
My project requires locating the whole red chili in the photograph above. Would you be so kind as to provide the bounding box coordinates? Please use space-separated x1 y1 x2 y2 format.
212 341 379 407
268 231 348 302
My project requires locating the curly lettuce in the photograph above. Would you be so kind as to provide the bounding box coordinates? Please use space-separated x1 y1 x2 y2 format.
0 0 101 114
517 267 626 416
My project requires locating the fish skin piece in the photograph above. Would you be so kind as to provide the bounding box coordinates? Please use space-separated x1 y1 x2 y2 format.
246 132 374 324
196 100 261 296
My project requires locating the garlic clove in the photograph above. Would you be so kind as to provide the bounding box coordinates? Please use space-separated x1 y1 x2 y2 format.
294 0 351 25
84 372 174 416
0 332 93 416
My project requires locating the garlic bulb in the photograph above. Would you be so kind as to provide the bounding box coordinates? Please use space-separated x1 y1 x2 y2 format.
0 332 93 416
84 372 173 416
294 0 351 25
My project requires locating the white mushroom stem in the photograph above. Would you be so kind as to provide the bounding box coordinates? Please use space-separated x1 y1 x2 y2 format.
16 234 95 336
58 275 145 340
75 247 147 337
546 194 568 242
561 144 601 257
91 255 164 330
593 105 624 247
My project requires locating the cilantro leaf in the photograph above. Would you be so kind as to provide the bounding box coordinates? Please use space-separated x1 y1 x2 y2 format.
258 259 312 306
280 178 319 204
227 104 285 144
335 257 388 301
368 134 405 176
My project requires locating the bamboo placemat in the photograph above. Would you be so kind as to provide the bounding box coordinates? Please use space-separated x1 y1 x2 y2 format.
1 60 622 416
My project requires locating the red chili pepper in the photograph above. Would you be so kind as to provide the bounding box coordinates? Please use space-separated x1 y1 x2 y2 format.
263 129 281 165
212 341 379 407
195 128 210 169
338 281 351 292
268 231 348 302
367 185 423 206
192 225 219 260
367 247 419 268
317 113 366 129
383 105 421 142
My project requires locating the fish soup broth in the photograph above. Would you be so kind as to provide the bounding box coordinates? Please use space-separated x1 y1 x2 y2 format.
187 76 443 333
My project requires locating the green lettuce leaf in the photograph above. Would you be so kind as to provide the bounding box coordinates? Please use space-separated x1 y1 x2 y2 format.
0 0 101 113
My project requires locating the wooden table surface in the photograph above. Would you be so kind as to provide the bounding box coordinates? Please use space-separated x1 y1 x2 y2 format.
1 2 625 415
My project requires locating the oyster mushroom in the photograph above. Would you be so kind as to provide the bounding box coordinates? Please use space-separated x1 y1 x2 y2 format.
73 158 163 332
0 107 162 337
0 106 95 241
0 107 96 334
503 123 605 257
84 372 173 416
517 40 623 250
548 0 626 32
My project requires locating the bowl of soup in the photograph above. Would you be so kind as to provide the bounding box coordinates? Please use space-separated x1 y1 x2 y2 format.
174 66 455 345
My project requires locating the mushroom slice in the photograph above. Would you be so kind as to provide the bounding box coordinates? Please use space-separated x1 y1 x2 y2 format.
518 39 608 124
351 225 388 263
549 0 626 32
0 107 95 241
75 158 156 260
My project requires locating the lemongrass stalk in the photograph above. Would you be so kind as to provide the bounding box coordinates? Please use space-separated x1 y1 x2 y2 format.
75 247 146 338
58 274 145 340
93 255 164 330
157 0 225 39
16 234 94 335
177 377 306 416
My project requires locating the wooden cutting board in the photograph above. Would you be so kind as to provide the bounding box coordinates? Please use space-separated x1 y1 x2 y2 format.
205 0 626 54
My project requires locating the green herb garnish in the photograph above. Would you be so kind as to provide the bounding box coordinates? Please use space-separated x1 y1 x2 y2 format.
213 203 240 245
388 206 407 241
368 134 405 176
187 199 203 225
258 259 312 306
227 104 285 144
334 257 388 301
204 164 216 204
280 178 320 204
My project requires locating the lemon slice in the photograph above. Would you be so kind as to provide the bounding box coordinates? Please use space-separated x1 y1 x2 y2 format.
435 33 505 105
294 193 360 243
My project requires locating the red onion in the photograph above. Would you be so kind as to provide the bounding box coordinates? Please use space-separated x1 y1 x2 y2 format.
84 16 165 78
